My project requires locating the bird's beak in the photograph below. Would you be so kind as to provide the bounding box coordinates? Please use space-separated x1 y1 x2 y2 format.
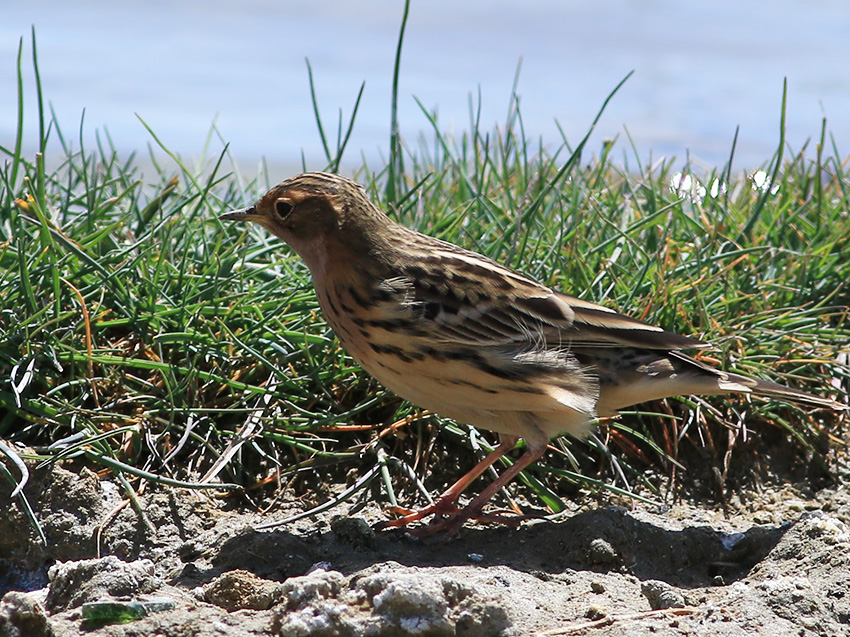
219 206 259 222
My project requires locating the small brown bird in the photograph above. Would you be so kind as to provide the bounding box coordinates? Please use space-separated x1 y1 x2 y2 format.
221 172 843 536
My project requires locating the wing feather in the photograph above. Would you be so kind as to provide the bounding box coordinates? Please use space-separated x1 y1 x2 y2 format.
379 254 705 352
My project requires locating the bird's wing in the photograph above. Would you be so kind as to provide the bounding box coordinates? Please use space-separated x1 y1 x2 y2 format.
551 291 707 350
382 249 706 352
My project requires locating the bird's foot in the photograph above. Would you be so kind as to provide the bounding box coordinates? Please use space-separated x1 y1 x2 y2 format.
374 499 461 531
376 502 541 541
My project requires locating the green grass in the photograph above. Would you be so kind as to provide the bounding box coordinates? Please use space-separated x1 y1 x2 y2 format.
1 28 848 534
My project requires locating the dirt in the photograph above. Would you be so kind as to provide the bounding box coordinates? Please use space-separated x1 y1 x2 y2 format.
2 455 850 636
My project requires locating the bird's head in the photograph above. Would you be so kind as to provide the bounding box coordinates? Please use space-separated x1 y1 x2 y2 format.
220 172 387 274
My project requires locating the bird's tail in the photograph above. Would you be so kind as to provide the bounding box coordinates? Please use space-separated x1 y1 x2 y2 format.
718 372 846 410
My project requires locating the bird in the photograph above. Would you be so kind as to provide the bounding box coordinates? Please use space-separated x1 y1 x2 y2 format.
220 171 844 537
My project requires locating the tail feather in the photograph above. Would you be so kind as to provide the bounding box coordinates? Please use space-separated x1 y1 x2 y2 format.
668 350 846 411
720 371 846 410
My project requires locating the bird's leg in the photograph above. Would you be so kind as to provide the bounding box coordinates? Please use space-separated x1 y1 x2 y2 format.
412 440 549 539
376 436 519 530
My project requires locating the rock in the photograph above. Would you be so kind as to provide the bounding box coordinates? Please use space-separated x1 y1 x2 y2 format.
273 569 352 636
0 591 52 637
330 517 376 548
585 603 607 620
272 564 511 636
587 538 619 566
453 597 510 637
279 569 346 612
45 556 159 612
641 580 686 610
363 571 456 634
203 569 283 611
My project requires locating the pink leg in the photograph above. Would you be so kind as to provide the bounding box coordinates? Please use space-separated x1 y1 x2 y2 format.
416 440 549 538
376 436 519 530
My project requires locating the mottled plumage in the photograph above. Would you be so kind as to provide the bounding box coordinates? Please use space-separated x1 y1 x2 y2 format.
221 172 843 536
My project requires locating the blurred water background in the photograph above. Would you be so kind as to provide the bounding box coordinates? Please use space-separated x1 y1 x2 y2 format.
2 0 849 175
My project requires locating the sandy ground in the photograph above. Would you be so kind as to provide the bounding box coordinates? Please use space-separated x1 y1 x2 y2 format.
2 455 850 636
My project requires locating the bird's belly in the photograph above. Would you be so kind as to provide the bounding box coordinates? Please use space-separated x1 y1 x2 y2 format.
327 318 591 442
314 282 595 441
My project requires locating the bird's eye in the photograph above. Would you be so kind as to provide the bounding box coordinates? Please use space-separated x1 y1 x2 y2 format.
275 200 293 218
